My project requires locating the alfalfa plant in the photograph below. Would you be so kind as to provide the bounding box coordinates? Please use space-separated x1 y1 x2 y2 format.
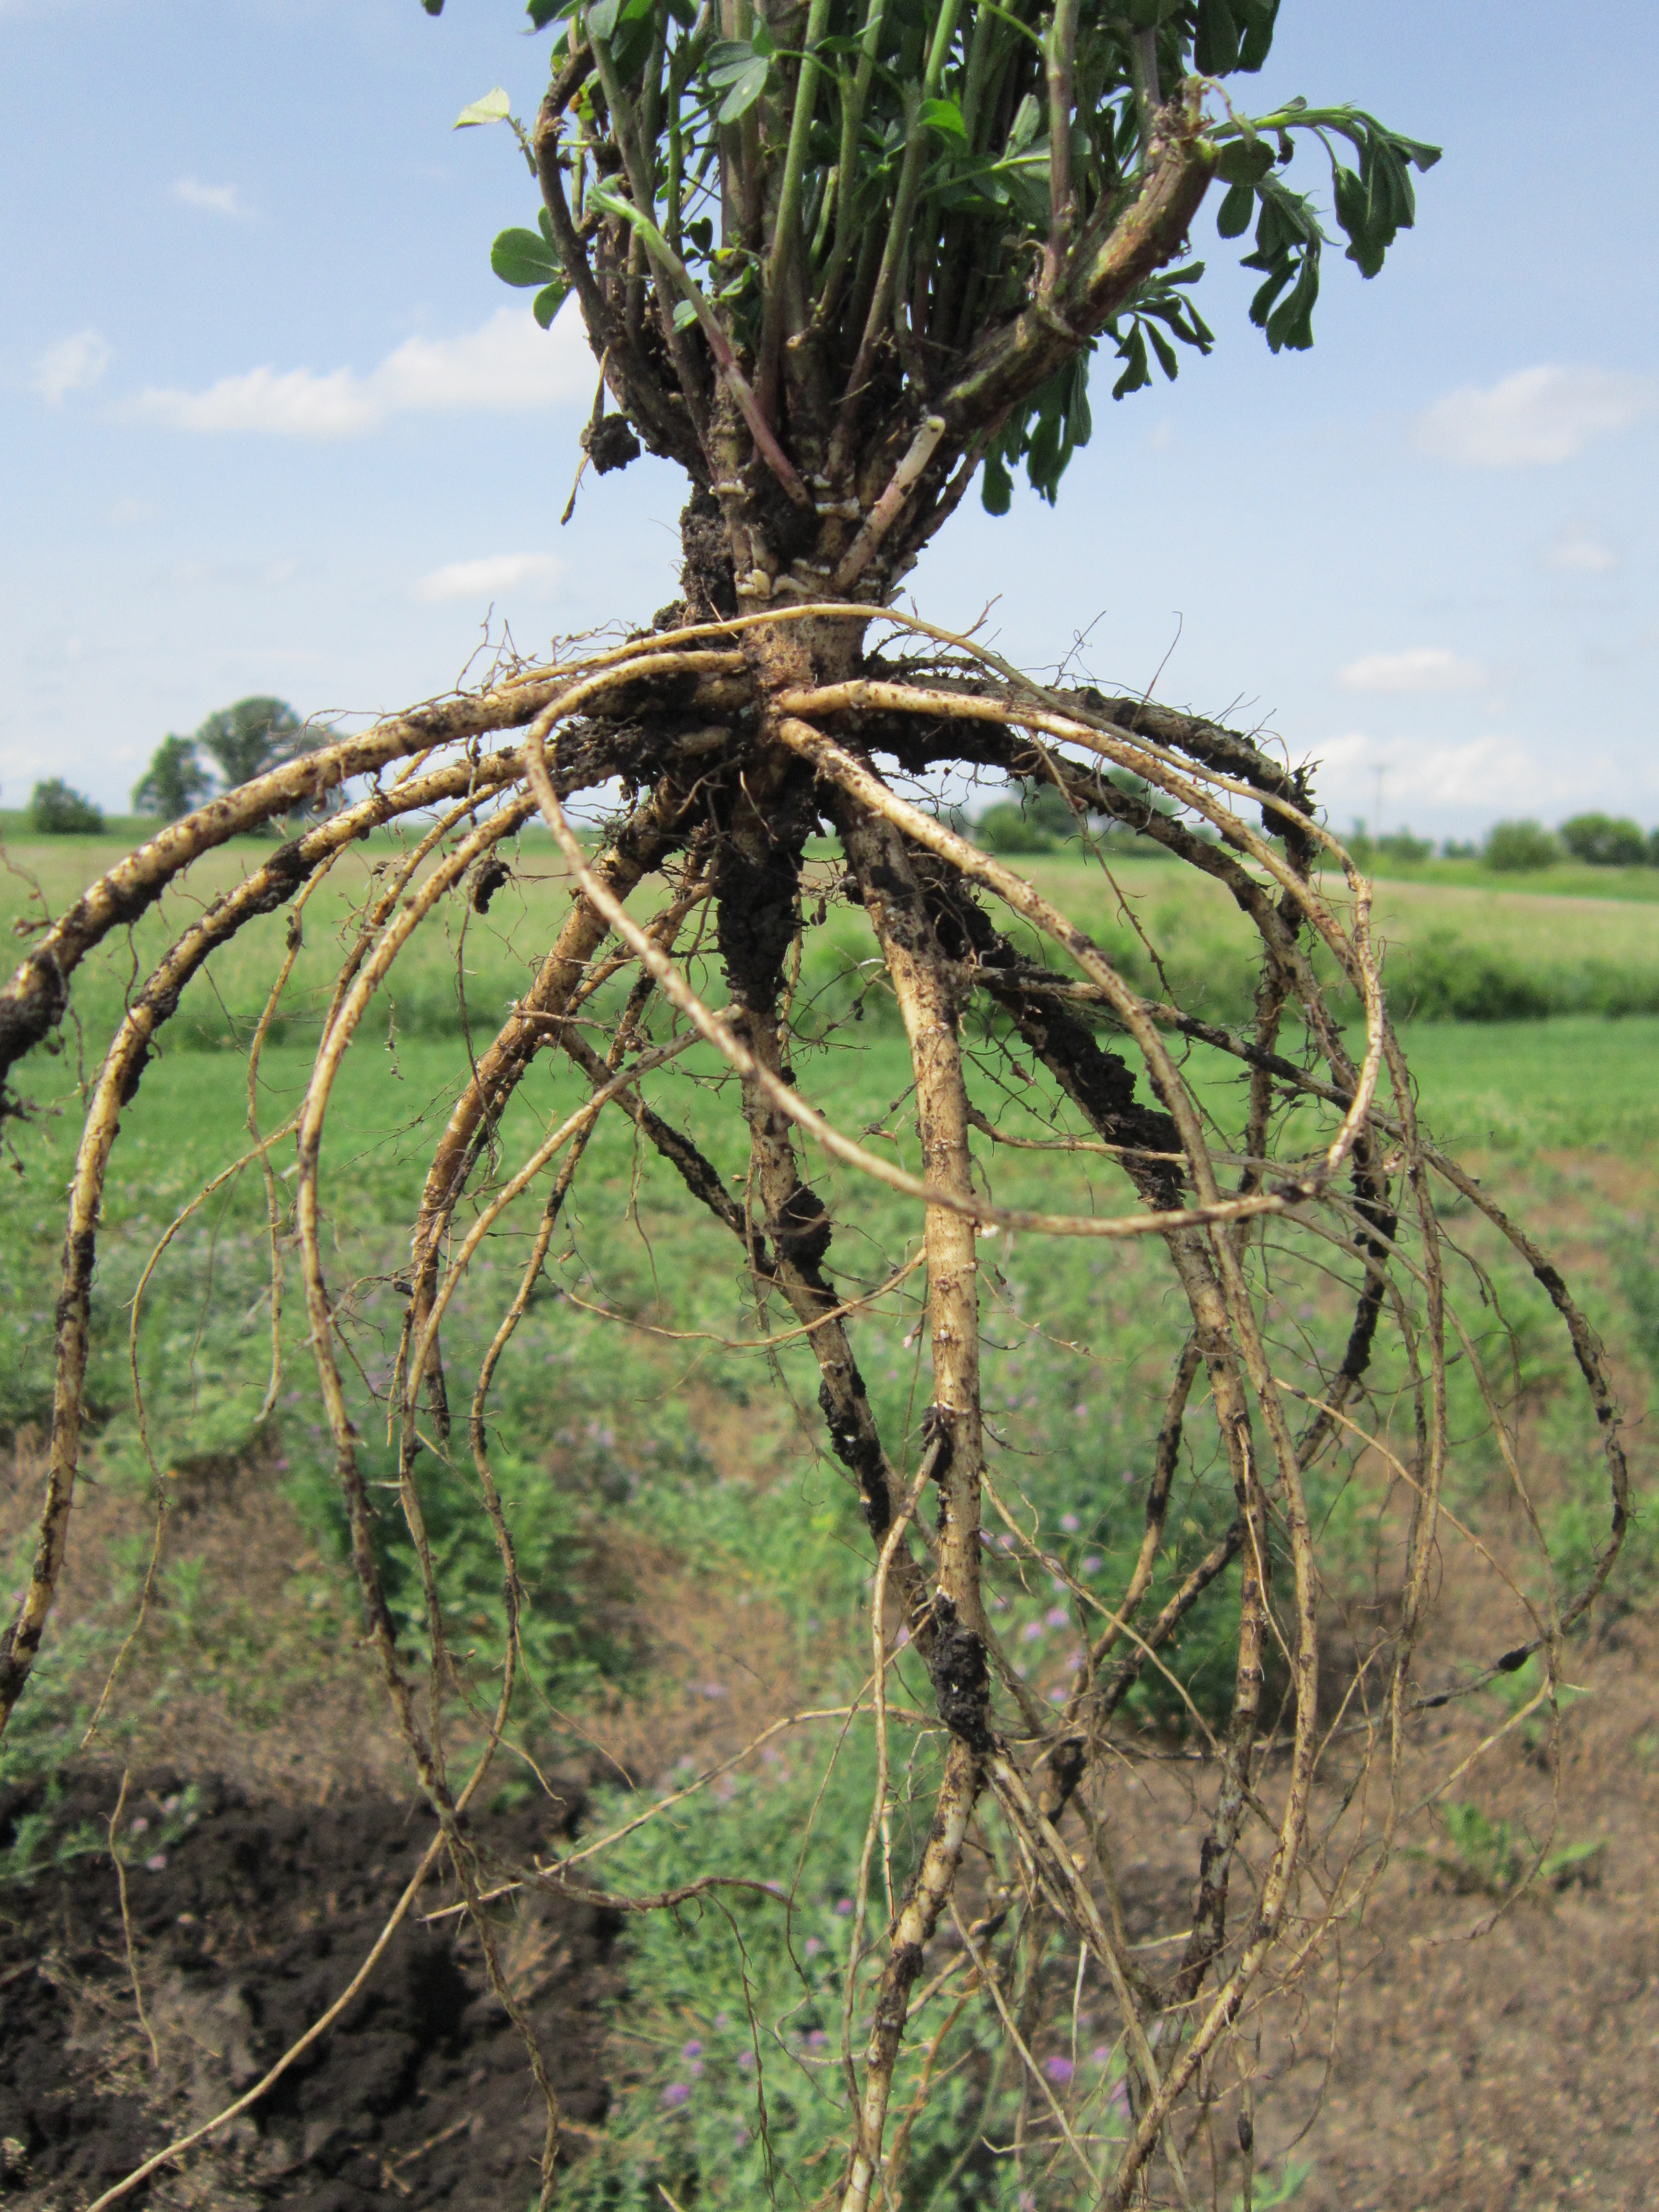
0 3 1632 2207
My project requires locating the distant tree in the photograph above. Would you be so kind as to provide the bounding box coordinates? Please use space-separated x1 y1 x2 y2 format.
974 778 1088 854
974 799 1058 855
1558 812 1647 867
132 734 212 822
194 697 312 791
1350 821 1431 869
1484 818 1558 872
1441 839 1479 859
1376 825 1433 864
30 779 105 834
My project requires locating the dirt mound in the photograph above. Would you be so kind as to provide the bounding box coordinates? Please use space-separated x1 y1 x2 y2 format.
0 1767 615 2209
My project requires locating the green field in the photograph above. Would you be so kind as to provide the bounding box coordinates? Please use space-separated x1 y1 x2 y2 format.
7 822 1659 1069
3 823 1655 2203
4 825 1651 1671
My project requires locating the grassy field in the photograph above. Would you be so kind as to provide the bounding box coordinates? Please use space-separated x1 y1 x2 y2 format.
4 823 1651 1709
3 822 1656 2209
7 820 1659 1063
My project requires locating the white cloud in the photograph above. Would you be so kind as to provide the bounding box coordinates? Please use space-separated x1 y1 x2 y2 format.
171 175 248 218
1416 364 1658 468
33 328 111 404
1336 647 1487 696
140 363 379 436
1309 731 1554 817
1389 734 1538 809
1543 528 1619 575
132 301 595 438
414 553 564 604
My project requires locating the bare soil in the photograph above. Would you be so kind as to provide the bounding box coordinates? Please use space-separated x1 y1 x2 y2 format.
0 1767 613 2209
1085 1598 1659 2212
2 1304 1654 2209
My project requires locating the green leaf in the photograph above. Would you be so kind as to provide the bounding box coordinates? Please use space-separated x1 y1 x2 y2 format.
1234 0 1280 71
492 227 562 287
455 87 512 129
718 59 769 123
980 446 1013 516
1194 0 1240 75
532 281 569 329
1215 180 1255 238
1333 163 1386 277
526 0 568 24
705 34 752 75
1111 326 1150 400
588 0 622 36
1008 93 1041 151
1214 138 1274 187
706 39 771 123
1146 321 1180 380
672 298 699 329
919 96 967 142
1264 255 1319 350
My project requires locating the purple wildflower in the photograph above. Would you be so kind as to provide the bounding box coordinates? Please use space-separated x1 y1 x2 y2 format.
662 2082 691 2108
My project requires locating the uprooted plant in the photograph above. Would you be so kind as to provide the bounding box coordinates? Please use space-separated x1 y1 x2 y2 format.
0 2 1632 2207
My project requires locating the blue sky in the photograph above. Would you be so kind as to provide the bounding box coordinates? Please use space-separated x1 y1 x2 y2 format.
4 0 1656 838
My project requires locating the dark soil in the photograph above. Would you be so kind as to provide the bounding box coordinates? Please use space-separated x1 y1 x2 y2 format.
0 1767 615 2210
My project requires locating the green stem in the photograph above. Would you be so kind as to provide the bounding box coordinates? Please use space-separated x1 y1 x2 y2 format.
829 0 960 481
589 179 811 506
815 0 890 319
758 0 834 415
1039 0 1078 302
1129 23 1159 166
587 21 716 439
